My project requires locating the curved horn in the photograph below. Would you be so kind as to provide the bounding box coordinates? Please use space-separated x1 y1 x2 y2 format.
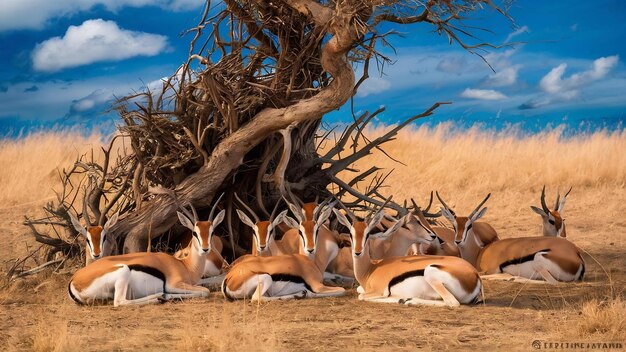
554 189 561 211
82 187 93 226
469 193 491 219
411 197 442 218
234 193 259 222
540 185 550 213
313 197 331 220
269 197 282 221
424 191 434 213
209 193 225 221
336 199 357 222
435 191 455 216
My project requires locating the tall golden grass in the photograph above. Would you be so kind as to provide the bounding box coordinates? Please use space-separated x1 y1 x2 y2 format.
2 125 624 209
0 131 104 208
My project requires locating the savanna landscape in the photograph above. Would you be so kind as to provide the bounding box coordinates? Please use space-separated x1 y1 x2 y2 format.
1 0 626 351
1 127 625 351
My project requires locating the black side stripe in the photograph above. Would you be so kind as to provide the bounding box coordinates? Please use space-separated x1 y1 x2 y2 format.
127 264 167 293
68 281 84 305
270 274 313 292
498 249 552 272
388 269 425 294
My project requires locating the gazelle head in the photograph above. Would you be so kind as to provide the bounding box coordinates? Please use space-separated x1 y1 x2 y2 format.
69 211 119 261
530 186 571 238
235 193 285 255
405 193 442 242
437 192 491 247
282 194 334 258
177 194 225 255
333 199 421 258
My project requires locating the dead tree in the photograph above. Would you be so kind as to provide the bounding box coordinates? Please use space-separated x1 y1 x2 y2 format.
19 0 513 270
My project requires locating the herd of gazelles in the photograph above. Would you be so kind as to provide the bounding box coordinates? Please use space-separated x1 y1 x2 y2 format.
67 187 585 307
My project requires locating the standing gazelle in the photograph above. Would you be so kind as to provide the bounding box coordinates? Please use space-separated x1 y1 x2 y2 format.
68 211 119 266
334 200 482 307
436 192 499 267
68 197 225 306
530 186 571 237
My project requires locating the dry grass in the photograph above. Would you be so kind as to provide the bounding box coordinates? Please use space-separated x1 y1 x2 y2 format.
1 125 625 350
578 297 626 340
344 123 626 203
0 131 103 208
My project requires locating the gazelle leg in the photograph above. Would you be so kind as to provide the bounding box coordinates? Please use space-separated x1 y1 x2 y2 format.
199 274 226 287
424 279 460 307
534 266 559 285
163 282 210 300
250 274 273 302
113 270 164 307
254 292 307 301
305 288 346 298
401 297 450 307
480 273 516 281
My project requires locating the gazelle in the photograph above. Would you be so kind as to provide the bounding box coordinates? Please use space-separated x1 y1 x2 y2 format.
436 192 499 267
530 186 571 237
371 194 459 258
68 211 119 266
68 199 225 306
221 198 345 301
281 195 354 283
235 194 299 256
436 192 584 284
475 236 585 284
173 201 229 286
334 200 482 307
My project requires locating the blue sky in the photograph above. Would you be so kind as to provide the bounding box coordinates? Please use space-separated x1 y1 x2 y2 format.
1 1 625 134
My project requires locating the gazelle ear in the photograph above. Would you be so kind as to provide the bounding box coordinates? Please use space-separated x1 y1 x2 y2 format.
236 209 256 229
282 214 299 229
440 207 456 223
530 206 547 217
103 212 119 231
333 209 352 230
272 210 288 229
316 206 333 227
286 201 304 223
212 209 225 228
373 216 405 239
177 211 195 231
472 231 485 248
472 207 488 221
68 212 87 236
557 197 568 213
366 211 385 235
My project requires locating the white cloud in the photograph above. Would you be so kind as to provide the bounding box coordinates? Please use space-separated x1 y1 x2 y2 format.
540 55 619 95
32 19 168 72
436 56 468 75
0 0 204 32
357 76 392 97
504 25 529 43
460 88 507 100
484 65 520 87
520 55 620 110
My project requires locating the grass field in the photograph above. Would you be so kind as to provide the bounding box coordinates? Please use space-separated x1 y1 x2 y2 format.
1 125 625 351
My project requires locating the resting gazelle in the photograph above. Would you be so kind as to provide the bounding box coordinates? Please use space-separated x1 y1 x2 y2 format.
68 197 225 306
438 192 584 284
69 211 119 266
531 186 571 238
281 195 355 283
235 194 299 256
437 192 500 267
334 200 482 307
221 197 346 301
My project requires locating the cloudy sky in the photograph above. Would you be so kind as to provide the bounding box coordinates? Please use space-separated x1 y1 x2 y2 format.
0 1 625 133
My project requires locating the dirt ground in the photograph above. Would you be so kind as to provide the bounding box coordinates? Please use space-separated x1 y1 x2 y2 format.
1 185 625 352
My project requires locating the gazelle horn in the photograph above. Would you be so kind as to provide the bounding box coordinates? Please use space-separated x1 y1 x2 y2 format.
469 193 491 219
234 193 260 222
540 185 550 213
435 191 455 216
209 193 225 221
